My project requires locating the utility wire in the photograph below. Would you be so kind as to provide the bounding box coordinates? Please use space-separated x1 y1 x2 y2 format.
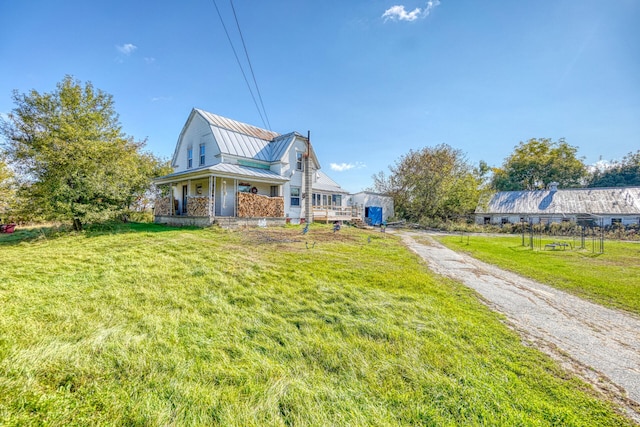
229 0 271 130
210 0 268 129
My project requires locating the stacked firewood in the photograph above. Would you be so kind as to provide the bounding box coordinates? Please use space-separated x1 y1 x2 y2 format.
238 192 284 218
154 197 172 215
187 196 213 216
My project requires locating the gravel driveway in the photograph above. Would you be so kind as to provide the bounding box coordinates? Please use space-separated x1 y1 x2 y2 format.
399 231 640 422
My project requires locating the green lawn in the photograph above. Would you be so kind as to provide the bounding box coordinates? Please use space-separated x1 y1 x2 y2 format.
0 223 633 426
437 233 640 316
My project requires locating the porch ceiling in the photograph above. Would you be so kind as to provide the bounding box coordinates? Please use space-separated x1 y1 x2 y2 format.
154 163 290 185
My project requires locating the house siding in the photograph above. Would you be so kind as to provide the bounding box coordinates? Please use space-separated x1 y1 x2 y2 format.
174 114 220 172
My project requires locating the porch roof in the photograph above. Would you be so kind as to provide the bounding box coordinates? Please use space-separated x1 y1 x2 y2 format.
154 163 290 185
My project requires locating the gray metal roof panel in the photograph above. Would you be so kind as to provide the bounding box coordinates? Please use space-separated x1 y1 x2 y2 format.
196 109 279 141
312 171 349 194
209 163 288 182
154 163 289 183
477 187 640 215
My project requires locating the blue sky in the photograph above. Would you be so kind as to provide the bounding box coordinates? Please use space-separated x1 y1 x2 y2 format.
1 0 639 192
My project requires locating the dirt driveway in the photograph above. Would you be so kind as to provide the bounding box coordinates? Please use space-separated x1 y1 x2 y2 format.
399 231 640 422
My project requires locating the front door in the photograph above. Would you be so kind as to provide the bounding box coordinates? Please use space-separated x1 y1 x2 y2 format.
182 185 188 215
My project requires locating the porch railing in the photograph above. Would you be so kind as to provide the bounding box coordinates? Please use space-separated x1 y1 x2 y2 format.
312 205 362 221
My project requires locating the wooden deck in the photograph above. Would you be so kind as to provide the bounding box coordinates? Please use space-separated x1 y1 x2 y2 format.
312 206 362 223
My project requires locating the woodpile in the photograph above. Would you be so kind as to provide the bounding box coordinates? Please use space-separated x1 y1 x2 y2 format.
238 192 284 218
154 197 172 216
187 196 213 216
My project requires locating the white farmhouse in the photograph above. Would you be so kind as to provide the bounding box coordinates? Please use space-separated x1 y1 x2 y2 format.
153 109 362 227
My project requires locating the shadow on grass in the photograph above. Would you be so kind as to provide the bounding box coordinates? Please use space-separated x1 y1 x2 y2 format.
0 221 188 246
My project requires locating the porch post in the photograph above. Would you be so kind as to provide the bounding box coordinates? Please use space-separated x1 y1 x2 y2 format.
208 175 213 218
169 184 174 216
187 179 192 216
234 179 238 217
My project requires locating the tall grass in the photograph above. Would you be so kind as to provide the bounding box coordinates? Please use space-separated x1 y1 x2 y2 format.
437 234 640 315
0 223 633 426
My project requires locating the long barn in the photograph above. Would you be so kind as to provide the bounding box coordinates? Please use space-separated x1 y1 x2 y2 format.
475 184 640 226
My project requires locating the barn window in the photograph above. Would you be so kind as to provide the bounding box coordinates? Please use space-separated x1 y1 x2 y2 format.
199 144 205 166
187 147 193 169
611 218 622 225
501 217 509 225
290 187 300 206
483 217 490 225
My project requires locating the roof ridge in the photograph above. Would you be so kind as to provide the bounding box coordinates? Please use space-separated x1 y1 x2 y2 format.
195 108 280 141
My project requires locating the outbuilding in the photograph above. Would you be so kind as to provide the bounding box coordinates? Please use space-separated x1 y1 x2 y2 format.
351 191 395 226
475 184 640 226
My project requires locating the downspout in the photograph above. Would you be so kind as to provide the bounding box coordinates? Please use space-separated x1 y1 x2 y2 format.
305 131 313 224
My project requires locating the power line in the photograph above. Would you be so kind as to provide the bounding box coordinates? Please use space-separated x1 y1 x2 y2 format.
210 0 269 130
229 0 271 130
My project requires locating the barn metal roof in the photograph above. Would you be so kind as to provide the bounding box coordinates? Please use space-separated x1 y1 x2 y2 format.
477 187 640 216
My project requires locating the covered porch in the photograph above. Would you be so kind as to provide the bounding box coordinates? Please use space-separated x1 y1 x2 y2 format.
153 164 288 227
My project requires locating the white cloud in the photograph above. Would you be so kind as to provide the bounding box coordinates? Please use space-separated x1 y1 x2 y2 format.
144 57 156 64
116 43 137 55
382 0 440 22
151 96 172 102
330 162 366 172
382 5 421 22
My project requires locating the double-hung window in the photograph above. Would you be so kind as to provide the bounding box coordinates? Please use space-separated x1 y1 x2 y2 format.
290 187 300 206
199 144 205 166
296 152 303 171
187 147 193 169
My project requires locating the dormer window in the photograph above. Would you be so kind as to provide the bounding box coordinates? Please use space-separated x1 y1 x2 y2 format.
296 152 304 171
187 147 193 169
199 144 205 166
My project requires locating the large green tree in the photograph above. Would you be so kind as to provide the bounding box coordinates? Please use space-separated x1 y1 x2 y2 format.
0 76 167 230
588 150 640 188
372 144 484 223
491 138 587 191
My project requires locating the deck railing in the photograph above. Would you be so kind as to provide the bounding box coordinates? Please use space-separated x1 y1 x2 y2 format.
312 205 362 222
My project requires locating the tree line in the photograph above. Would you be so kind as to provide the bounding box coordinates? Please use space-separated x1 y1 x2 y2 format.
372 139 639 225
1 76 638 229
0 76 171 230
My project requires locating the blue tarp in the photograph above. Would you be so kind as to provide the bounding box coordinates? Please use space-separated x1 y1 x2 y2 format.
366 206 383 226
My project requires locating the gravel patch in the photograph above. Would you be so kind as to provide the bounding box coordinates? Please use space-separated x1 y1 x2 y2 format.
399 230 640 423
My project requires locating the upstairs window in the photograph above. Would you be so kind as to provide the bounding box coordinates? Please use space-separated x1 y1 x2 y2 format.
199 144 205 166
296 152 304 171
187 147 193 169
290 187 300 206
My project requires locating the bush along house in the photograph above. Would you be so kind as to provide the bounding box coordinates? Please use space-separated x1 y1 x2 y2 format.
153 109 362 227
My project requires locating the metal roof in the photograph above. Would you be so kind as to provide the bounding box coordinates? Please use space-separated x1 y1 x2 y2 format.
477 187 640 216
196 109 279 141
154 163 289 185
312 170 349 194
195 109 307 164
